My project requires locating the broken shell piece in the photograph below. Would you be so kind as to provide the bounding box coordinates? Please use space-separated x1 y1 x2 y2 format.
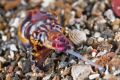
104 9 115 22
71 64 93 80
9 50 15 60
89 74 100 79
92 52 97 57
18 61 22 68
42 74 51 80
68 29 87 46
94 32 101 38
96 51 106 57
115 32 120 41
113 70 120 76
62 67 71 76
112 25 119 32
109 57 120 72
97 37 104 42
103 74 120 80
111 18 120 25
97 41 111 52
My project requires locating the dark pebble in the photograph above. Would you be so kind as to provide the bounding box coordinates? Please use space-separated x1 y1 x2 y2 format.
15 74 22 80
97 24 105 32
26 75 31 80
11 61 17 67
14 66 20 72
60 55 67 62
37 77 42 80
0 73 5 80
22 59 32 73
3 62 10 67
69 55 76 61
60 62 68 68
102 29 114 39
51 52 57 59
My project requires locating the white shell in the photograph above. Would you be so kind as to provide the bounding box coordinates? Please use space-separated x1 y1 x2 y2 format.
69 29 87 46
71 64 93 80
89 74 100 79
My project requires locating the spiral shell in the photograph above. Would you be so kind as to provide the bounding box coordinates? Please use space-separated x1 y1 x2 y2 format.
68 29 87 45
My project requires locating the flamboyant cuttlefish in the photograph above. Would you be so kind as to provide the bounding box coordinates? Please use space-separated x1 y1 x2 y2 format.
18 8 105 71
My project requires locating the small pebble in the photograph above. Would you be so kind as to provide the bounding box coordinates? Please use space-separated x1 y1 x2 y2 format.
62 67 71 76
42 74 51 80
16 54 21 61
86 46 93 54
89 74 100 79
8 66 14 73
9 50 15 60
30 76 37 80
10 44 18 51
22 59 32 73
113 70 120 76
0 57 7 63
71 64 93 80
52 76 60 80
6 74 12 80
59 62 68 68
104 9 115 22
70 59 77 65
94 32 101 38
2 35 7 41
18 61 22 68
16 71 23 77
14 74 21 80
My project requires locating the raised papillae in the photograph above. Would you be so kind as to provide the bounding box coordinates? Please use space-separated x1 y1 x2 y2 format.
18 8 105 71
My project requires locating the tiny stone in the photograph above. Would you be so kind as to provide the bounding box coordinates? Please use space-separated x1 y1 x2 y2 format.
22 59 32 73
60 55 67 62
104 9 115 22
62 67 71 76
10 44 18 51
69 55 76 61
52 76 60 80
70 59 77 65
86 46 93 54
2 35 7 41
60 62 68 68
87 38 94 45
18 61 22 68
10 50 15 60
14 66 20 72
97 37 104 42
11 61 17 67
30 76 37 80
8 66 14 73
0 57 7 63
71 64 93 80
16 54 21 61
102 29 114 39
94 32 101 38
112 25 119 31
6 74 12 80
15 74 21 80
89 74 100 79
42 74 51 80
16 71 23 77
